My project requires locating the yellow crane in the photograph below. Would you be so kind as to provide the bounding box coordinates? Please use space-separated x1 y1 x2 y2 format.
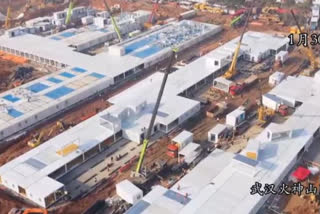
291 10 318 75
28 131 45 148
65 0 74 25
103 0 122 41
5 0 11 29
48 121 66 137
223 6 252 80
134 48 178 177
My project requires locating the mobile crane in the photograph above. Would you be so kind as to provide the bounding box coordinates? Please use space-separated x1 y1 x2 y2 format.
291 10 318 76
133 48 178 178
223 5 252 80
103 0 122 41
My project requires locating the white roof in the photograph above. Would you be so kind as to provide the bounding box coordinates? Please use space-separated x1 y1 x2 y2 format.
179 142 200 164
227 107 245 118
214 77 233 86
172 131 193 144
116 179 142 196
208 124 227 135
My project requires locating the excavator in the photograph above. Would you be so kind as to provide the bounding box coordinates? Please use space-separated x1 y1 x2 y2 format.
291 10 318 76
144 0 160 29
27 131 44 148
103 0 122 41
47 121 68 137
259 6 283 25
8 208 47 214
194 3 224 14
132 48 178 179
223 5 252 80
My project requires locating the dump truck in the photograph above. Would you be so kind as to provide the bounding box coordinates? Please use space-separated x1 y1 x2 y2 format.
206 102 228 119
229 74 258 96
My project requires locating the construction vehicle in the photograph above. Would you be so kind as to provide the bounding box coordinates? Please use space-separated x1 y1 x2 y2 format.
230 13 247 28
132 49 177 179
5 1 11 30
223 5 252 80
8 208 48 214
262 6 279 15
290 26 304 34
231 8 247 18
206 101 228 119
48 121 69 137
103 0 122 41
194 3 224 14
229 74 258 96
167 144 178 158
28 131 44 148
291 10 318 76
144 0 160 29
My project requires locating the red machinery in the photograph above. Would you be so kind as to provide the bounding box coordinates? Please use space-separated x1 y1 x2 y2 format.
167 144 178 158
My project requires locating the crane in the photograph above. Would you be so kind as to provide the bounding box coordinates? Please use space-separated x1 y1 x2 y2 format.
65 0 75 25
223 5 252 80
291 10 318 75
134 48 178 176
5 0 11 30
103 0 122 41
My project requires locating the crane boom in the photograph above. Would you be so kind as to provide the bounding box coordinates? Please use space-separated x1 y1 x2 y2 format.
223 6 252 79
5 1 11 29
135 49 177 174
148 0 160 24
65 0 74 25
291 10 318 70
103 0 122 41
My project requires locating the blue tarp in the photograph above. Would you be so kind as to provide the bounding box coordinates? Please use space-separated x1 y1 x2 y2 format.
126 200 150 214
164 190 191 205
47 77 63 84
2 94 20 103
59 72 75 78
28 83 49 93
90 72 105 79
125 38 153 54
45 86 74 100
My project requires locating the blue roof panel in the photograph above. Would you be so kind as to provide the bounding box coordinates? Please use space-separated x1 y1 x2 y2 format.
59 72 75 78
50 36 61 41
90 72 105 79
2 94 20 103
126 200 150 214
7 108 23 118
45 86 74 100
47 77 63 84
164 190 191 205
28 83 49 93
60 32 76 38
133 46 162 59
71 67 87 73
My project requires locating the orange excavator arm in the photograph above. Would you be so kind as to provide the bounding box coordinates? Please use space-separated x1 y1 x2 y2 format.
23 208 48 214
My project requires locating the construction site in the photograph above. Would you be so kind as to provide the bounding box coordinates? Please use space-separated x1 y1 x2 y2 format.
1 0 320 214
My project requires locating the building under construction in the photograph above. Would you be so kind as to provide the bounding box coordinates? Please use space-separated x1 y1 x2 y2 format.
0 11 220 143
126 72 320 214
0 29 289 208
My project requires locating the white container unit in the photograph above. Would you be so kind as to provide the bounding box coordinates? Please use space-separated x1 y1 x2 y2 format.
172 130 193 149
226 107 246 128
208 124 228 144
116 179 143 204
269 71 285 86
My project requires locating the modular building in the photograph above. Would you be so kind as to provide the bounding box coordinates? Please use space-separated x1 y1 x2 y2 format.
0 30 289 208
128 73 320 214
0 19 220 143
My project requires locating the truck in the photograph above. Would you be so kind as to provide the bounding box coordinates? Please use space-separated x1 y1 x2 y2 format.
206 101 228 119
229 74 258 96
